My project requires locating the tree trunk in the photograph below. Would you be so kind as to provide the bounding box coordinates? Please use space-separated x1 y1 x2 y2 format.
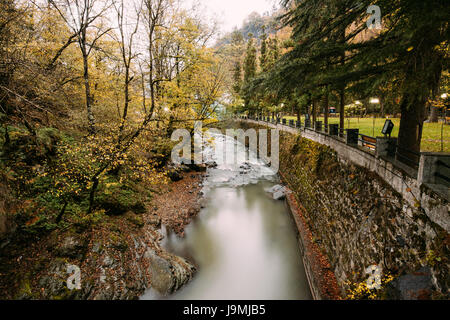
429 106 440 123
323 90 329 131
312 99 317 126
81 47 95 134
148 18 156 118
140 69 147 114
56 201 68 224
88 177 99 214
380 95 385 118
428 60 443 123
396 94 426 167
339 89 345 136
118 66 130 142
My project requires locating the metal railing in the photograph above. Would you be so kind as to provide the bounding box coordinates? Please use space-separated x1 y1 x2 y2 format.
435 160 450 186
240 116 448 191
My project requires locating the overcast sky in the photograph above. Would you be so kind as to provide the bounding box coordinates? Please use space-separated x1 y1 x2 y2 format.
192 0 277 34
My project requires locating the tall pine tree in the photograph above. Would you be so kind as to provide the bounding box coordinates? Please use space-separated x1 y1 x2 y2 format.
243 35 258 112
269 0 449 164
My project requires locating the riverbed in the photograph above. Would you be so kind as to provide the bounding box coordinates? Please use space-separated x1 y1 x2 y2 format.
142 132 312 300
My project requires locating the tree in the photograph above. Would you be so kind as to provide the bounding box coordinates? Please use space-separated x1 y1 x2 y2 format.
260 26 269 72
269 0 448 163
242 36 258 112
112 0 143 142
49 0 113 134
243 36 257 84
232 61 242 95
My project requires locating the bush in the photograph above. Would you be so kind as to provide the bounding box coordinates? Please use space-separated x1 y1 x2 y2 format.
95 180 147 216
345 104 366 117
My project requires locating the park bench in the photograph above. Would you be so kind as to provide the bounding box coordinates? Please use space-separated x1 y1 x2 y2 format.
359 134 377 151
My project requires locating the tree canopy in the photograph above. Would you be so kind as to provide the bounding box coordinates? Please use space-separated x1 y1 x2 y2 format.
231 0 449 160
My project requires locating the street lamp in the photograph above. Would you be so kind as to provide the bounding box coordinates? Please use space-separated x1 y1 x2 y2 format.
369 98 380 136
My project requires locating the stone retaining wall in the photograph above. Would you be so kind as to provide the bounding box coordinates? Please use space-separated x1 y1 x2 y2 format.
241 119 449 299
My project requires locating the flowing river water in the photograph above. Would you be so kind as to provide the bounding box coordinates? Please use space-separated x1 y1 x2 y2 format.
142 132 312 300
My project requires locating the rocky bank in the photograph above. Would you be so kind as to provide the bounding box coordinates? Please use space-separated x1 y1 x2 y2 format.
0 169 206 300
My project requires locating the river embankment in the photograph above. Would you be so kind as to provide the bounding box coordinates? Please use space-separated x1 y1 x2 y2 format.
237 119 449 300
0 168 206 300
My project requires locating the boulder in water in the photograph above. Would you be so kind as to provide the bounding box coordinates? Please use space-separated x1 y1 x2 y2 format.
168 169 183 182
144 249 196 296
266 185 287 200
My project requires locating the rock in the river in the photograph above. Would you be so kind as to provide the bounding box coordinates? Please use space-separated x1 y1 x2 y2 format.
168 169 183 182
273 190 286 200
206 161 218 168
239 163 251 173
386 267 434 300
179 164 191 172
188 164 207 172
144 249 196 296
266 185 287 201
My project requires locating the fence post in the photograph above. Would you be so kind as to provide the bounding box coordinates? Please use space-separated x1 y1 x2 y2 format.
376 137 397 158
329 124 339 136
315 121 323 132
305 119 311 128
418 153 450 188
346 129 359 145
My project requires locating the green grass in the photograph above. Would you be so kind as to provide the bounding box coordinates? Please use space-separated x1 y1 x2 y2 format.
281 116 449 153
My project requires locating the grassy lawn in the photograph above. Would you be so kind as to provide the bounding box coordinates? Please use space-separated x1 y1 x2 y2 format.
281 116 449 153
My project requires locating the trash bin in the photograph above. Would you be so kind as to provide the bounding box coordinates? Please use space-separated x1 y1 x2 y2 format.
315 121 323 132
346 129 359 145
329 124 339 136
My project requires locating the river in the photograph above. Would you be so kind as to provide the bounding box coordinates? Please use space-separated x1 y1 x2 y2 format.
142 132 312 300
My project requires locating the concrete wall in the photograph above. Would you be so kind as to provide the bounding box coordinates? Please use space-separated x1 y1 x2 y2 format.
241 119 449 298
245 119 450 234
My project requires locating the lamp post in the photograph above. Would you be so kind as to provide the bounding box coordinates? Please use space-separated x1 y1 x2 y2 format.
440 94 447 150
370 98 380 136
